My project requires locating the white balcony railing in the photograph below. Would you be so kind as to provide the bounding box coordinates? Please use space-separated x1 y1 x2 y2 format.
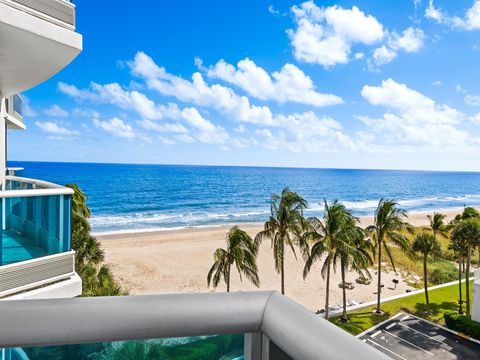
0 292 388 359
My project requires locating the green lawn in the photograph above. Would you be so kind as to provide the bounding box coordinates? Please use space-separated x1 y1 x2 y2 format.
330 281 472 336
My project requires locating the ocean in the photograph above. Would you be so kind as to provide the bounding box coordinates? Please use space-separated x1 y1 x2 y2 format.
8 161 480 234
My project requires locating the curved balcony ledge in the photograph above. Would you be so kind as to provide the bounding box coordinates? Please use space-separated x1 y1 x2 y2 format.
0 0 82 96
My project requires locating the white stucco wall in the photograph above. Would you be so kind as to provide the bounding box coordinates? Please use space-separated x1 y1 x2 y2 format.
473 269 480 322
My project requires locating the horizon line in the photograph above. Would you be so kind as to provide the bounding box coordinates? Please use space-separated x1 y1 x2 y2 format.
7 159 480 174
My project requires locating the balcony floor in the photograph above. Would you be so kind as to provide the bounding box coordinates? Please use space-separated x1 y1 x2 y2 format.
1 230 47 265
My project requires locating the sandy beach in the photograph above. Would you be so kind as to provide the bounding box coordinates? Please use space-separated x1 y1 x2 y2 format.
98 209 465 311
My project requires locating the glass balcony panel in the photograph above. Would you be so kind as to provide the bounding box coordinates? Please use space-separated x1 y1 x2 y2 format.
0 194 72 265
1 334 244 360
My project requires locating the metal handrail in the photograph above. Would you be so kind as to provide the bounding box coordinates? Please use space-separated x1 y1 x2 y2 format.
0 291 388 360
0 176 73 198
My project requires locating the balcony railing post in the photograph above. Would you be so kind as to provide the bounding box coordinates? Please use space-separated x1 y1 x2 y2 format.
244 333 262 360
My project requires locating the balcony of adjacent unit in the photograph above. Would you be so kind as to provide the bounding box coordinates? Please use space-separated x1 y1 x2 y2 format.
0 0 82 97
0 175 81 299
4 94 25 130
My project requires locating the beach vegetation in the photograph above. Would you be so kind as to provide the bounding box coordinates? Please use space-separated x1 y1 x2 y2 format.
207 226 259 292
451 217 480 318
303 200 372 320
255 188 308 295
366 199 413 314
411 232 441 306
67 184 126 296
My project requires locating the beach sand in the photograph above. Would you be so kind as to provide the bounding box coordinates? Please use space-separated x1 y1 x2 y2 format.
98 209 464 311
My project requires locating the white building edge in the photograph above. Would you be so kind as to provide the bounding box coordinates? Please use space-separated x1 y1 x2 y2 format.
0 0 82 300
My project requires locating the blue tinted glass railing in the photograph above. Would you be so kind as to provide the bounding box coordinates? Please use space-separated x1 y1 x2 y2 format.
0 194 72 265
13 94 22 117
1 334 244 360
0 177 73 266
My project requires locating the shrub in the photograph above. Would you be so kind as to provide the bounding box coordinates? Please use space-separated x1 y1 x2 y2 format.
444 312 480 340
429 266 457 284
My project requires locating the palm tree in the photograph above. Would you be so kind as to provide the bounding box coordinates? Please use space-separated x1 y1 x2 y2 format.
207 226 259 292
255 188 307 295
451 218 480 318
303 200 372 320
366 199 412 314
412 232 441 306
452 207 480 223
449 236 468 314
427 212 450 239
66 184 91 218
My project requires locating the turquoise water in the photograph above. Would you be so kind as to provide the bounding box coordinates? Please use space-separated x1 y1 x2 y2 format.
8 161 480 234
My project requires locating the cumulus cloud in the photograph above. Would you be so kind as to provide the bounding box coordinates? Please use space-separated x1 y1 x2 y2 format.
35 121 79 136
203 58 343 107
93 118 136 139
129 52 275 125
360 79 468 147
59 79 230 145
369 27 425 69
287 1 384 67
426 0 480 30
465 94 480 106
43 104 69 117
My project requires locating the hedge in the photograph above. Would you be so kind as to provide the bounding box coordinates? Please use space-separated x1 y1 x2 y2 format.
444 312 480 340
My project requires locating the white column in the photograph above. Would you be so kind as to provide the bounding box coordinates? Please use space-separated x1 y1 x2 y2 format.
0 98 6 233
0 97 6 189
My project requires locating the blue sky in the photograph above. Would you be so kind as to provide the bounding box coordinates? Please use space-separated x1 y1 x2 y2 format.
10 0 480 171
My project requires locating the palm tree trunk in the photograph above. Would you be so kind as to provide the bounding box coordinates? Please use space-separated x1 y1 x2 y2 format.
466 244 471 318
325 259 331 319
281 242 285 295
459 256 463 314
226 264 230 292
376 239 382 314
423 254 429 306
340 258 348 323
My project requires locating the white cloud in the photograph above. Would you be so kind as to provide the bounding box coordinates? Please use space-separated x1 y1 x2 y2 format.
93 117 136 139
129 52 275 125
268 5 285 16
35 121 79 136
43 104 69 117
465 94 480 106
138 119 188 133
22 96 37 117
470 113 480 124
360 79 468 147
369 28 425 69
425 0 447 23
426 0 480 30
204 58 343 106
432 80 442 86
287 2 384 67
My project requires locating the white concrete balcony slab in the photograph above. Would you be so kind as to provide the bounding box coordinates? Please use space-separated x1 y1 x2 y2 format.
0 0 82 96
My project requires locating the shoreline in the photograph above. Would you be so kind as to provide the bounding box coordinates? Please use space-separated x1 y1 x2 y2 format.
97 207 471 311
94 207 469 238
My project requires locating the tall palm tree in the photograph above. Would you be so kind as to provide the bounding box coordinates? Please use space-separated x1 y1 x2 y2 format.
412 232 441 306
66 184 91 219
452 207 480 223
449 235 468 314
451 218 480 318
366 199 412 314
207 226 259 292
255 188 307 295
427 212 449 239
303 200 371 320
